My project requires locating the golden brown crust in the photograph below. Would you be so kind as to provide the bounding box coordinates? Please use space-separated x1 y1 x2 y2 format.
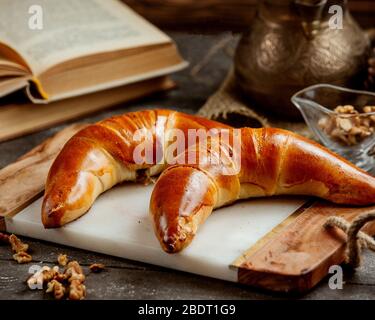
42 137 98 227
276 129 375 205
43 109 375 253
42 110 229 228
150 127 375 253
150 166 217 253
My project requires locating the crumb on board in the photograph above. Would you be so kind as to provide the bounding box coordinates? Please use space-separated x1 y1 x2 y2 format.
9 234 29 253
1 233 33 264
57 253 68 267
65 261 86 300
89 263 106 273
0 234 107 300
27 259 88 300
46 279 66 300
13 251 32 264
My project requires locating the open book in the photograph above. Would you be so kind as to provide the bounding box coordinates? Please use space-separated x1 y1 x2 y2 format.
0 0 187 103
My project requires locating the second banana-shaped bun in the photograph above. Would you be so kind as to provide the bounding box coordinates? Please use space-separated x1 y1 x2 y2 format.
150 127 375 253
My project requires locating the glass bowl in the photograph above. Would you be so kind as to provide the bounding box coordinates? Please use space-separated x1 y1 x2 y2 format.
291 84 375 172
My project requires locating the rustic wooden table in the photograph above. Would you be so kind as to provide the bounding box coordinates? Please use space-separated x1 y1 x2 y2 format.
1 32 374 300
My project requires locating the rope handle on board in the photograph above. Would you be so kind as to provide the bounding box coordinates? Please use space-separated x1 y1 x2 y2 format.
324 212 375 268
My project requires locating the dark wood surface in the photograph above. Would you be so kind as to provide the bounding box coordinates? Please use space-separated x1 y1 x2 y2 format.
0 33 374 300
123 0 375 31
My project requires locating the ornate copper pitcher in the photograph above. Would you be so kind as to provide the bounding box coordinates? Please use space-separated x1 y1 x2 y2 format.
234 0 370 120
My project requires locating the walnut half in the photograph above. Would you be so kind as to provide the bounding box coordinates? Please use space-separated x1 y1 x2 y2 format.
65 261 86 300
46 280 66 300
9 234 29 253
57 254 68 267
13 251 32 264
89 263 105 273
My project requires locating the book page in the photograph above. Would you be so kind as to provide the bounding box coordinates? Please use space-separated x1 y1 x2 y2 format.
0 77 29 98
0 0 171 75
0 54 30 76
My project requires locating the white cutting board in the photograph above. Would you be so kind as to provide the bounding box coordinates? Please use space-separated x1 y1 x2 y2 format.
5 183 305 282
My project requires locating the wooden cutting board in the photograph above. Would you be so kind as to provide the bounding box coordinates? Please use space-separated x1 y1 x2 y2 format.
1 125 375 293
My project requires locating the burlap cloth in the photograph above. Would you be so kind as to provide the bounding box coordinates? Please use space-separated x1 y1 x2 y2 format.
197 68 315 140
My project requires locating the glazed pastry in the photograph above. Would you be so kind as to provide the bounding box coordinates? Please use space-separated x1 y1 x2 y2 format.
42 109 229 227
42 109 375 254
150 127 375 253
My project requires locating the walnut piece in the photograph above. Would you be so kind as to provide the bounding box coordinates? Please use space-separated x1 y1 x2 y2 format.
26 258 90 300
9 234 29 253
89 263 105 273
57 254 68 267
364 106 375 123
318 105 375 146
46 280 66 300
13 251 32 264
42 266 60 283
335 105 358 114
69 280 86 300
65 261 85 280
27 266 53 289
65 261 86 300
8 234 32 263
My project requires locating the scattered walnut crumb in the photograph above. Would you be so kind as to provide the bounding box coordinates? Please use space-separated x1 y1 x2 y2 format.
9 234 29 253
57 254 68 267
42 266 60 283
89 263 105 273
25 256 105 300
65 262 85 284
68 279 86 300
13 251 32 264
27 266 51 289
27 260 87 300
53 271 68 283
46 280 66 300
65 261 86 300
0 232 9 244
7 234 32 264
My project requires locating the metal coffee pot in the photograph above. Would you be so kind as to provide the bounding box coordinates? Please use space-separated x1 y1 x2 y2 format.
234 0 370 120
